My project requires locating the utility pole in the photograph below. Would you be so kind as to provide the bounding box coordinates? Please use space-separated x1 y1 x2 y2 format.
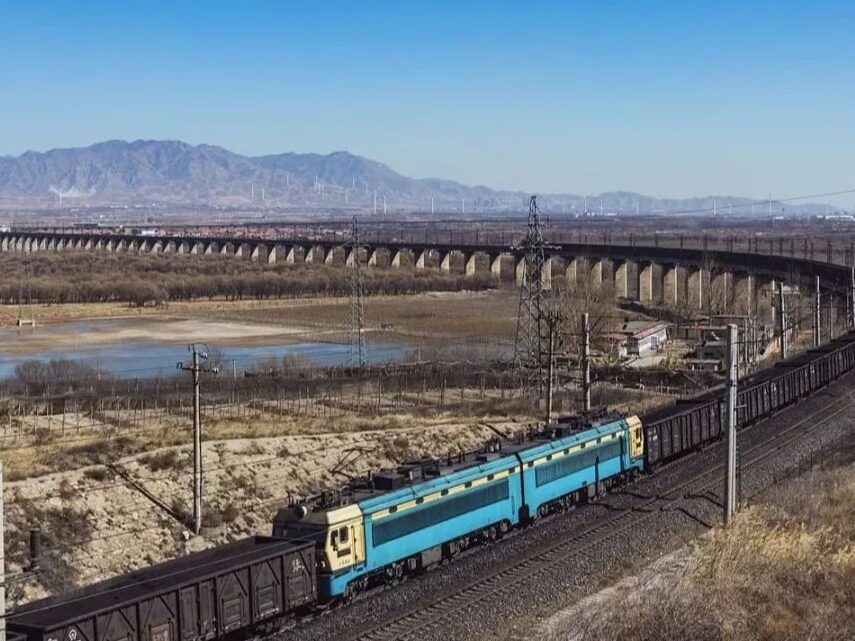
178 345 218 535
814 276 821 347
546 317 555 424
850 266 855 330
724 323 738 526
582 312 591 412
0 461 5 641
778 284 788 359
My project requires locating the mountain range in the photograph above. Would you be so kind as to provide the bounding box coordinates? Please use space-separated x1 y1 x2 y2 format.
0 140 835 215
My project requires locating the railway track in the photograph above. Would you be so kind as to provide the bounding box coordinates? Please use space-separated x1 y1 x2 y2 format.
344 390 855 641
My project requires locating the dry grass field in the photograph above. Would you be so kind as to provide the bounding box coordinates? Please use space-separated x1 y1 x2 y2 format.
0 290 519 348
539 462 855 641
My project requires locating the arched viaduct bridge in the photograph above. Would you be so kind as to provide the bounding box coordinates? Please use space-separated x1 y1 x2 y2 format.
2 229 854 324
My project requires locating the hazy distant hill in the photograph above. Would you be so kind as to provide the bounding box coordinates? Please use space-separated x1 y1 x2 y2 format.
0 139 834 215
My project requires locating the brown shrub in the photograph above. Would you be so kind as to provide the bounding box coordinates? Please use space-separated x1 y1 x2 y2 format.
139 449 181 472
82 466 111 482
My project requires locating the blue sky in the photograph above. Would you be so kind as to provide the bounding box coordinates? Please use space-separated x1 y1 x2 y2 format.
1 1 854 203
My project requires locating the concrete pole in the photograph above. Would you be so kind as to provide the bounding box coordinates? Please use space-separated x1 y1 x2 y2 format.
582 312 591 412
192 349 202 535
0 461 5 641
779 284 788 359
850 266 855 330
546 319 555 424
725 323 738 527
814 276 821 347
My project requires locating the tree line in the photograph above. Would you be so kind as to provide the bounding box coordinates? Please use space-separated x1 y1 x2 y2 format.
2 253 497 306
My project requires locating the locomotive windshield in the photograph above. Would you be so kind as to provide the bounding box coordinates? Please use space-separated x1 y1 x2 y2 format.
277 522 327 546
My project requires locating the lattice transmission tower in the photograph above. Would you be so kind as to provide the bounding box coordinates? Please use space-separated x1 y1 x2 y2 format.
349 215 366 369
514 195 550 398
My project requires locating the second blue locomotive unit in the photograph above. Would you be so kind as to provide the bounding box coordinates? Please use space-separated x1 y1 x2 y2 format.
274 414 645 599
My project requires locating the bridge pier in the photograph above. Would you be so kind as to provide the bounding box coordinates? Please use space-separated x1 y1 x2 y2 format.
440 251 452 273
465 252 477 277
515 257 526 286
368 249 380 267
734 273 755 315
687 268 707 311
305 246 323 264
590 259 603 288
710 271 732 313
285 246 300 264
490 254 503 279
415 250 428 270
543 257 555 288
663 265 688 306
614 261 630 298
267 245 277 264
639 262 655 303
565 257 580 287
391 249 405 269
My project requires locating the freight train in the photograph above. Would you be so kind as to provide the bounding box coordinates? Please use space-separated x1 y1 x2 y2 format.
9 331 855 641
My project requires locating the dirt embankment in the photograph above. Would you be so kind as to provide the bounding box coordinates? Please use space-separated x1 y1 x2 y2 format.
3 413 532 604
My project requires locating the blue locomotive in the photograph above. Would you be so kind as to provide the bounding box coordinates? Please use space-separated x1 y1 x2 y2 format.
274 414 645 599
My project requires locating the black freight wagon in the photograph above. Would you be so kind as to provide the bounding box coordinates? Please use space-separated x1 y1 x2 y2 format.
8 537 316 641
643 332 855 466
